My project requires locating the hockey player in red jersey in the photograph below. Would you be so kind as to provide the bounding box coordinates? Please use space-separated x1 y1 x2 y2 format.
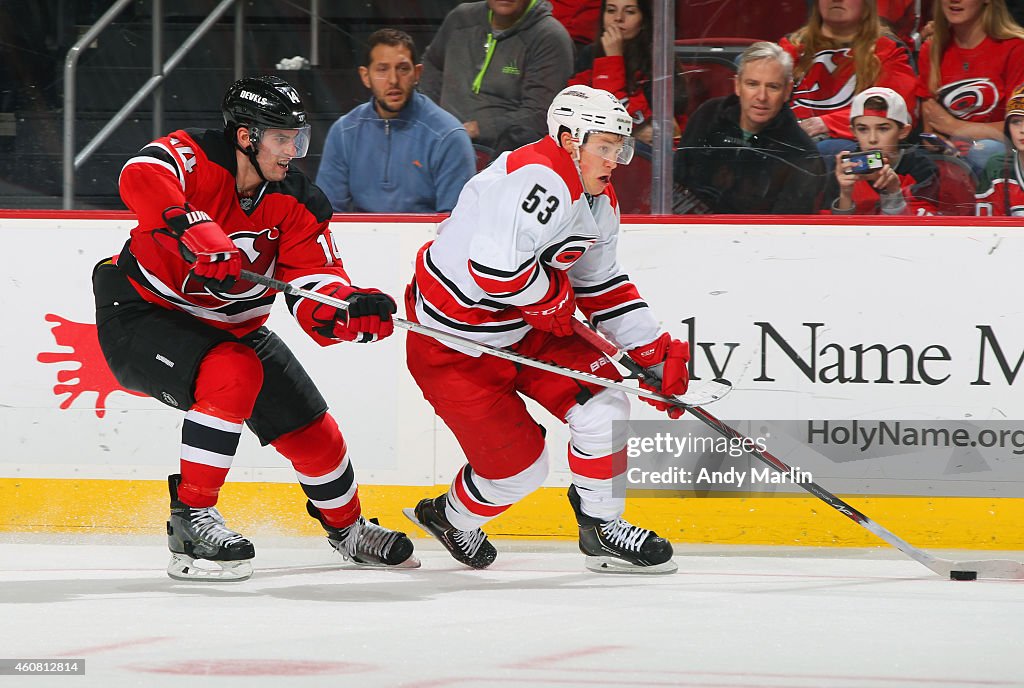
404 85 690 574
976 84 1024 216
91 75 417 581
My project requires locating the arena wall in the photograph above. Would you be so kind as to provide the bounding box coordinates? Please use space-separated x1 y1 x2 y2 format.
2 211 1021 548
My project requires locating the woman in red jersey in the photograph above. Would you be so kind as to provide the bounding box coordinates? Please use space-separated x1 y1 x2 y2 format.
780 0 918 162
918 0 1024 176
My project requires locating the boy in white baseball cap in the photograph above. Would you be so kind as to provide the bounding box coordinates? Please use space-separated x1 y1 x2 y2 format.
829 86 939 215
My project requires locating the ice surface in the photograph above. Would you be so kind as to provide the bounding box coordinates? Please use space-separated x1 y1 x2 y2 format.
0 536 1019 687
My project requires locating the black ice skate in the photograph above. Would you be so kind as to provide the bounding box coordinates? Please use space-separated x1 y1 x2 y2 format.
568 485 677 574
306 502 419 568
166 474 255 582
403 495 497 569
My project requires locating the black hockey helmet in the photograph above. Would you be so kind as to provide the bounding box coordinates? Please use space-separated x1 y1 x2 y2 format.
222 75 310 158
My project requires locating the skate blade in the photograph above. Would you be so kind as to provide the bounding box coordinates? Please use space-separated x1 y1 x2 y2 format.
167 553 253 582
584 555 678 575
402 507 426 532
337 553 422 570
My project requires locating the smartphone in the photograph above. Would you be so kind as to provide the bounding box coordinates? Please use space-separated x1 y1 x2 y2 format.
842 149 885 174
920 133 959 156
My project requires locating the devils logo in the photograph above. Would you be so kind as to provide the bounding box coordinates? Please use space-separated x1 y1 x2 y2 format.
792 49 857 111
182 227 279 298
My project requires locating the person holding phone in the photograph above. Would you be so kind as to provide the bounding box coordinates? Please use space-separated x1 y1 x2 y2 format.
828 87 940 215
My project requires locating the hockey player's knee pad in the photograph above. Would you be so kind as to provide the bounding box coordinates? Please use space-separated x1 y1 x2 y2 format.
272 413 346 476
565 389 631 456
192 342 263 421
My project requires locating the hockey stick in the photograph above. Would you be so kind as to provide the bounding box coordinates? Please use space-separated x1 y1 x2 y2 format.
570 319 1024 581
239 269 731 409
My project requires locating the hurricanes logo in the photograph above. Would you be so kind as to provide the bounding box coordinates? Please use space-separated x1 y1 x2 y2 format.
792 49 856 111
182 227 280 298
539 235 596 269
938 78 1000 119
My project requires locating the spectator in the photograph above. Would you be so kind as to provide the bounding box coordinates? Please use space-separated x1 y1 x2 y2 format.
672 41 826 214
316 29 475 213
569 0 683 146
877 0 930 48
780 0 918 161
420 0 574 155
551 0 602 55
918 0 1024 177
975 84 1024 215
826 86 940 215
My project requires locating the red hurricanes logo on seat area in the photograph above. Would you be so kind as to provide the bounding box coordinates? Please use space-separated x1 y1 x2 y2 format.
938 78 1000 120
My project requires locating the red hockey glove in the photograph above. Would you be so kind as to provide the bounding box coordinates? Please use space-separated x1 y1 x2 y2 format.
518 268 575 337
309 284 397 343
628 333 690 418
162 205 241 289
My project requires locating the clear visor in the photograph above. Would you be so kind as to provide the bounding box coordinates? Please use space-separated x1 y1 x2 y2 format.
579 131 635 165
257 125 311 159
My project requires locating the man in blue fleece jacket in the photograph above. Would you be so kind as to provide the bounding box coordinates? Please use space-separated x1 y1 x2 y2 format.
316 29 475 213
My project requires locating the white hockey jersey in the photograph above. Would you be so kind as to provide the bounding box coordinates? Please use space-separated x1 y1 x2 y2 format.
411 135 660 354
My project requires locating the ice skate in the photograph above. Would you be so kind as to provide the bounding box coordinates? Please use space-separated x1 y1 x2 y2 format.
306 501 419 568
403 495 497 569
166 474 255 582
568 485 677 574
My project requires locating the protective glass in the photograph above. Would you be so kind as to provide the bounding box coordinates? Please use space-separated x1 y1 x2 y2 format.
257 125 311 159
580 131 635 165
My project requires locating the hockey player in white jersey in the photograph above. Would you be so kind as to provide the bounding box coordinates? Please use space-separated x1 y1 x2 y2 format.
404 85 690 574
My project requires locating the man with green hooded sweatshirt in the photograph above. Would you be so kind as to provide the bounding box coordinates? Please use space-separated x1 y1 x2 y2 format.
420 0 574 155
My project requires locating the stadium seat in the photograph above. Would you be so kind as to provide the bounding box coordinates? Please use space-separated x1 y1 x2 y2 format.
614 148 652 214
675 1 809 41
674 39 750 116
473 144 495 172
929 154 979 216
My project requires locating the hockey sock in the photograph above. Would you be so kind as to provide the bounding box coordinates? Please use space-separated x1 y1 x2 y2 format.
273 413 361 528
178 408 243 507
178 343 262 508
567 445 627 522
446 451 550 531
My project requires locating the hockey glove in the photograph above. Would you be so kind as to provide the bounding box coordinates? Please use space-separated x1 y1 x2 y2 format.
518 268 575 337
162 205 241 289
628 333 691 418
309 283 397 343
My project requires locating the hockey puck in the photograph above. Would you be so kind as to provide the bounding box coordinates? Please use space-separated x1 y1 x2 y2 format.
949 570 977 581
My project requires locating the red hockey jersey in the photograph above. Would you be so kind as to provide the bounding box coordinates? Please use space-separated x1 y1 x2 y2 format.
117 128 349 340
917 35 1024 123
781 34 917 139
976 152 1024 215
